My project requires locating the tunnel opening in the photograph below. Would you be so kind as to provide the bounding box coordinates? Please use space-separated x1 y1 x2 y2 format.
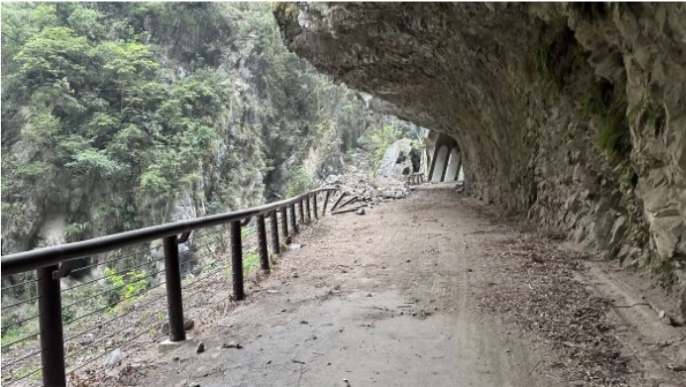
430 146 450 182
444 148 461 182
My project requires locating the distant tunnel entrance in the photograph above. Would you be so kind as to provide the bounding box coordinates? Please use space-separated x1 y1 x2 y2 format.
444 148 461 182
428 134 461 183
431 146 449 182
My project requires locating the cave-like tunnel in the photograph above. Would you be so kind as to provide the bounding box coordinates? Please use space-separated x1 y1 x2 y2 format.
427 132 462 183
275 2 686 295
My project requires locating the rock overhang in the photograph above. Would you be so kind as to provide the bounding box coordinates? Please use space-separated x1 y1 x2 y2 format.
275 3 686 297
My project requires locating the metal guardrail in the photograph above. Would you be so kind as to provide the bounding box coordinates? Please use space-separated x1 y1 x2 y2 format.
0 188 338 387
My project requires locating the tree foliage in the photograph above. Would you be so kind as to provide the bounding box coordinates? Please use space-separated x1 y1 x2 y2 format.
358 125 404 169
1 2 385 257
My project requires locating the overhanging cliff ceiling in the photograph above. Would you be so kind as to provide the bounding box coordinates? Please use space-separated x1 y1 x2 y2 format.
276 3 686 287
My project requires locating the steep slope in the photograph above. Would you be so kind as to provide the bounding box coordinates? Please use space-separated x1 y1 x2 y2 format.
0 3 389 259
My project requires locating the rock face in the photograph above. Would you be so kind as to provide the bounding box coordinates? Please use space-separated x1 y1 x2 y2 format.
376 139 415 180
276 4 686 296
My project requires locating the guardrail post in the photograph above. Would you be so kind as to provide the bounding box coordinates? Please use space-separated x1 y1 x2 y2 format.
270 211 280 254
323 191 330 215
290 203 298 235
231 221 245 300
299 200 305 225
256 214 270 272
313 194 318 219
38 265 66 387
305 195 312 223
163 235 186 342
280 207 289 244
332 192 347 211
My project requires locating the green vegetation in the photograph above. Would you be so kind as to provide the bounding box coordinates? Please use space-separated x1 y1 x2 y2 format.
621 161 638 187
286 167 313 197
629 95 667 138
529 23 632 162
103 267 149 305
529 24 588 98
0 5 413 375
0 2 380 261
652 260 680 289
241 226 253 241
584 76 631 161
243 250 260 275
1 303 38 351
1 3 235 251
358 125 403 169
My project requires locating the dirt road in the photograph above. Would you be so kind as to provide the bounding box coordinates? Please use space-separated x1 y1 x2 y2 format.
128 185 685 387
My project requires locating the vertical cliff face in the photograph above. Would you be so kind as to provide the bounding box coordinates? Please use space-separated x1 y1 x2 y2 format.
275 3 686 294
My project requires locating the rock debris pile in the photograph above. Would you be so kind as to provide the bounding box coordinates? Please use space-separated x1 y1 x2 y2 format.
324 174 411 206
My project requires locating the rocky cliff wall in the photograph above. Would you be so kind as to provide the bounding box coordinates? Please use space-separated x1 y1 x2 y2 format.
275 3 686 300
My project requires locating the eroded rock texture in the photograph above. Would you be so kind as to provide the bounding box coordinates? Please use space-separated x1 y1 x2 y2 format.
276 3 686 292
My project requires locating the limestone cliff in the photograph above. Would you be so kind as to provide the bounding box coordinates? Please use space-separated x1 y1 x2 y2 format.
275 3 686 297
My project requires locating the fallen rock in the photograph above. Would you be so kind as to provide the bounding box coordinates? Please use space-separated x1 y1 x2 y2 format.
324 173 410 205
667 363 686 372
222 341 242 349
196 342 205 354
105 348 124 365
356 208 366 215
158 339 182 354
